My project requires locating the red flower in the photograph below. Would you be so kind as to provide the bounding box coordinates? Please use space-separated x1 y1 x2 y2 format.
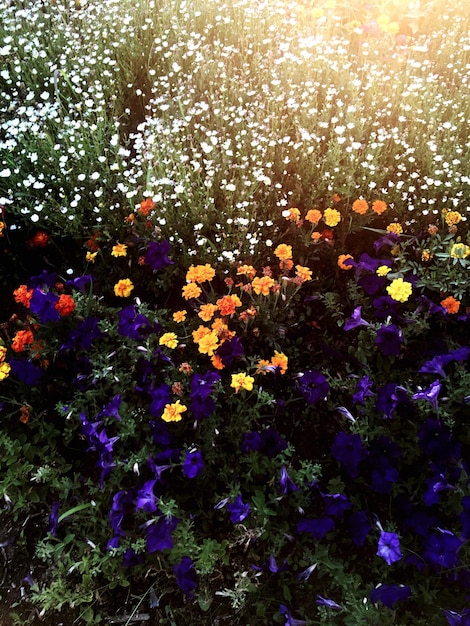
54 294 76 316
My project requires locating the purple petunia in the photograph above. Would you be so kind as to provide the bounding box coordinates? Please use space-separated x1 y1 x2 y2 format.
173 556 197 598
370 584 411 608
412 379 441 412
144 514 179 553
422 528 461 569
135 480 158 513
297 517 335 540
279 604 307 626
149 383 172 417
9 358 44 385
376 530 402 565
442 607 470 626
352 375 375 405
227 495 251 524
344 306 370 331
29 289 60 323
297 370 330 405
375 324 403 356
316 595 342 609
348 510 371 546
144 240 173 271
48 502 60 537
331 432 368 478
182 449 204 478
279 466 299 494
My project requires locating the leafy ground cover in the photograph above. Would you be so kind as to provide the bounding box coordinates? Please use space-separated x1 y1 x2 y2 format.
0 0 469 624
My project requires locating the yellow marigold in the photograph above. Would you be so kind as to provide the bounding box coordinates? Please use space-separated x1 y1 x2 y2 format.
0 346 7 362
274 244 293 261
86 251 98 263
186 263 216 284
159 332 178 349
421 249 433 262
182 283 202 300
216 294 242 316
376 265 391 276
114 279 134 297
173 310 187 323
161 400 187 423
271 350 288 375
295 265 312 282
352 199 369 215
311 232 321 242
450 243 470 259
237 264 257 279
212 318 235 342
372 200 387 215
445 210 462 227
337 254 354 270
252 275 275 296
305 209 322 224
199 303 219 322
440 296 460 314
386 277 412 303
0 361 11 381
192 325 211 343
230 372 254 393
323 208 341 227
386 223 403 235
284 207 301 222
111 243 127 257
0 221 6 236
197 331 219 356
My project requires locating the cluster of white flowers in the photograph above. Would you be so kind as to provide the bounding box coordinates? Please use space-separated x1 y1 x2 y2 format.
0 0 468 250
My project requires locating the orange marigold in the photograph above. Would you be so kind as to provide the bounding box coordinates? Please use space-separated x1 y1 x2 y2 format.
440 296 460 314
173 310 187 323
54 294 76 316
216 294 242 316
252 276 275 296
186 264 216 284
11 329 34 353
13 284 33 308
372 200 387 215
198 303 219 322
274 244 293 261
305 209 322 224
139 198 155 216
237 264 257 279
337 254 354 270
284 207 301 222
295 265 312 282
182 283 202 300
352 199 369 215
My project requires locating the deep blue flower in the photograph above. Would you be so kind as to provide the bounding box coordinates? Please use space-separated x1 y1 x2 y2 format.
66 275 93 292
189 394 216 421
189 371 220 420
108 490 133 548
144 240 173 271
377 530 402 565
297 370 330 405
149 383 172 417
240 431 262 453
321 493 351 518
259 428 288 458
418 418 460 465
136 480 158 513
370 584 411 608
215 336 245 368
368 436 401 494
358 274 386 295
98 394 122 421
28 270 57 288
227 495 251 523
372 295 401 321
182 450 204 478
419 347 470 377
423 528 461 569
348 510 371 546
297 517 335 540
149 420 173 446
279 466 299 494
442 608 470 626
279 604 307 626
375 324 403 356
118 305 156 340
412 379 441 412
316 595 342 609
48 502 60 537
144 514 179 553
122 548 145 567
423 472 454 507
9 358 44 385
29 289 60 323
344 306 370 331
173 556 197 598
331 432 368 478
352 375 375 405
373 233 400 252
459 496 470 539
61 317 104 350
375 383 409 419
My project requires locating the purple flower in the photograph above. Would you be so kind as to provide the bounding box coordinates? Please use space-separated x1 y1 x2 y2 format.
316 596 342 609
348 510 371 546
372 295 400 321
375 383 410 420
182 450 204 478
189 371 220 420
442 608 470 626
279 604 307 626
136 480 158 513
66 275 93 292
240 431 262 453
375 324 403 357
149 383 172 417
122 548 145 567
118 305 157 340
227 495 251 523
331 432 368 478
412 379 441 412
279 466 299 494
259 428 288 458
29 289 60 323
9 358 44 385
377 530 402 565
48 502 60 537
144 240 173 271
358 274 386 295
61 317 104 350
98 394 122 421
423 528 461 569
297 370 330 405
344 306 370 331
370 584 411 608
215 336 245 368
352 376 375 405
297 517 335 540
459 496 470 539
321 493 351 518
144 514 179 553
419 346 470 377
418 418 460 464
108 490 133 548
173 556 197 598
